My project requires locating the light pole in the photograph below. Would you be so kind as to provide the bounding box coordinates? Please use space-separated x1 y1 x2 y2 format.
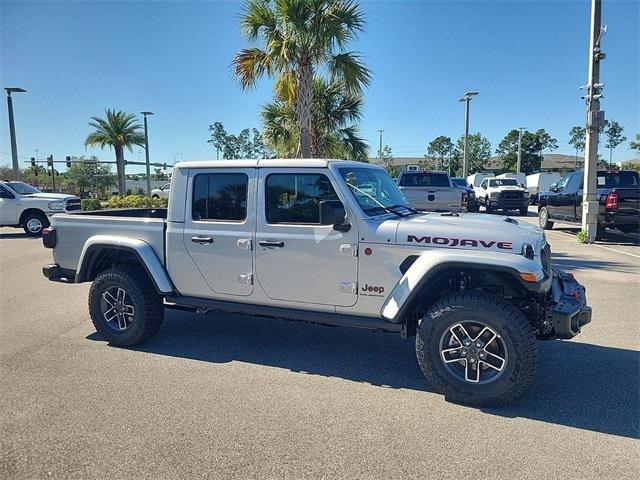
581 0 606 242
378 129 384 164
516 127 527 173
141 111 154 196
4 87 27 181
458 91 479 179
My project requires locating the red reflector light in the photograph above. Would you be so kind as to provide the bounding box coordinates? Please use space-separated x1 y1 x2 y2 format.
605 192 619 210
42 227 52 235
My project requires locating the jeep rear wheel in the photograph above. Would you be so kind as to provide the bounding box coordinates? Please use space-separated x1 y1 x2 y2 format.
89 265 164 347
416 292 538 406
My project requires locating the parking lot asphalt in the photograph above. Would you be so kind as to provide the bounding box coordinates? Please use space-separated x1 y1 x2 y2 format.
1 216 639 480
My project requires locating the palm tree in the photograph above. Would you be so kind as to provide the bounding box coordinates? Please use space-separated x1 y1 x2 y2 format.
262 78 368 160
233 0 371 158
85 109 145 194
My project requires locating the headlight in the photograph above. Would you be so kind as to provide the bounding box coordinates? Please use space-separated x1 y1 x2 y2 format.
490 192 500 199
523 191 530 197
48 201 65 211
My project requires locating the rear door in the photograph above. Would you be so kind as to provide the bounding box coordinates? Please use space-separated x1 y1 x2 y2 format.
182 169 255 296
255 169 358 307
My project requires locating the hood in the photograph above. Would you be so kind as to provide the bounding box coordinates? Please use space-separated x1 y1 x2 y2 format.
24 193 78 201
393 212 544 255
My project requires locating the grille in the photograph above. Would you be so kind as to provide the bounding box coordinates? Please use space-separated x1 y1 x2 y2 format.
65 199 82 211
500 191 524 201
541 243 552 275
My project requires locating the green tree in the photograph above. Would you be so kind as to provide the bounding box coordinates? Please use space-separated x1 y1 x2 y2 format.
207 122 228 159
496 129 557 174
568 126 586 165
262 78 368 161
455 133 492 175
84 109 145 194
603 120 627 166
64 156 114 197
427 136 454 172
233 0 371 158
630 133 640 153
152 168 169 181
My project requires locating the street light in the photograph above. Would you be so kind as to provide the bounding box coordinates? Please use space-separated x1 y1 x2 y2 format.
517 126 527 174
141 111 154 196
4 87 27 181
458 91 479 179
378 129 384 164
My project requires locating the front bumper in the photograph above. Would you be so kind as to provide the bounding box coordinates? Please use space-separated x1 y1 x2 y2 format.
549 269 591 339
489 196 529 210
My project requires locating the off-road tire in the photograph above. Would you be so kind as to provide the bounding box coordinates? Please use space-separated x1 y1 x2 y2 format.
89 265 164 347
519 207 529 216
485 200 494 213
22 211 49 236
416 291 538 407
538 207 554 230
595 223 607 241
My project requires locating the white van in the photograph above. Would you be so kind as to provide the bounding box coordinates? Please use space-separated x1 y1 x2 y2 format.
467 172 495 188
525 172 562 204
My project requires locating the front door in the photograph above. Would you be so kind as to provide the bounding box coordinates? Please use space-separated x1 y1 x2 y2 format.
255 169 358 307
183 169 254 296
0 185 18 224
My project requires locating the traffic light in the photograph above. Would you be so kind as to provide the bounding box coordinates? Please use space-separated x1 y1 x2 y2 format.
31 157 36 167
47 155 53 176
66 156 72 168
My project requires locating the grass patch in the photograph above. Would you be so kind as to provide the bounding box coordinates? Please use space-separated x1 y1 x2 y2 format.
577 230 589 244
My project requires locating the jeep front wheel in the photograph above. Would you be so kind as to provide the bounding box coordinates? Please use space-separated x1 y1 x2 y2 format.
416 292 538 406
538 207 554 230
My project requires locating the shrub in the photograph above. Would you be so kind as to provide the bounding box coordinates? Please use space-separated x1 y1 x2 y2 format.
577 230 589 244
81 199 102 211
105 195 168 209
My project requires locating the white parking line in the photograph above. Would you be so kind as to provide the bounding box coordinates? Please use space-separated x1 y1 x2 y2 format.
544 230 640 259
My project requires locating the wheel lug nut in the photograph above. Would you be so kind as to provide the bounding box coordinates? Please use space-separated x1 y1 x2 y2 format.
464 341 471 346
476 342 482 348
469 357 476 363
461 350 467 356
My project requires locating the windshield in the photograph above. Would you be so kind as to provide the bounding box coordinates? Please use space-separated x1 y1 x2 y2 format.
338 167 411 216
5 182 41 195
489 179 518 187
451 178 467 187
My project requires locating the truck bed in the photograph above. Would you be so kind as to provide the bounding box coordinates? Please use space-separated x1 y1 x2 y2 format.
50 209 167 274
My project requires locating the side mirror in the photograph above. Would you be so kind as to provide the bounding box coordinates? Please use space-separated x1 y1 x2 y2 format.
319 200 350 232
549 183 558 192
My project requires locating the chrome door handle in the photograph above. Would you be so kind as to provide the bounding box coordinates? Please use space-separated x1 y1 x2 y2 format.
191 236 213 244
259 240 285 248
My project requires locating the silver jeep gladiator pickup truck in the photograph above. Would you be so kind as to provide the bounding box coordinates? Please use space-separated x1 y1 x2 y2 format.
42 159 591 406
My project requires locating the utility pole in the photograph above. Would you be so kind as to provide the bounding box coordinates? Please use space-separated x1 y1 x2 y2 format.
516 127 527 173
141 111 154 196
581 0 606 243
4 87 27 181
378 129 384 164
458 91 479 179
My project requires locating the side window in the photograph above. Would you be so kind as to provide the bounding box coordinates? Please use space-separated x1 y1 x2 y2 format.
266 173 338 224
192 173 248 221
0 185 15 199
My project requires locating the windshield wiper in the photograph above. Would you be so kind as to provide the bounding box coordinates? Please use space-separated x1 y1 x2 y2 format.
387 204 420 215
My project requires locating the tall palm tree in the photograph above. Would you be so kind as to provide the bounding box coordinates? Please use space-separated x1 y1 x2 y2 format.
233 0 371 158
262 78 368 160
85 109 145 194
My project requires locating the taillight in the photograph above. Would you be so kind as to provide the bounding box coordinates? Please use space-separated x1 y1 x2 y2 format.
605 192 619 211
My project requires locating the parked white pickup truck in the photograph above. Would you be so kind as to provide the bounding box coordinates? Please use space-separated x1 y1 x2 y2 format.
475 177 530 215
41 159 591 406
0 181 80 235
397 170 466 212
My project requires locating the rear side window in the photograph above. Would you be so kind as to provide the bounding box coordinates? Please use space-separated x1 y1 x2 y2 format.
192 173 248 221
399 172 450 187
266 173 338 224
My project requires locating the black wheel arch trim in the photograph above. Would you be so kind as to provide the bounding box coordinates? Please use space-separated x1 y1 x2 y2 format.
391 262 551 324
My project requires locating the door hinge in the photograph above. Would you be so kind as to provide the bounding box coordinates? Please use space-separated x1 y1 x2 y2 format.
339 243 358 256
338 281 357 294
237 238 252 250
238 273 253 285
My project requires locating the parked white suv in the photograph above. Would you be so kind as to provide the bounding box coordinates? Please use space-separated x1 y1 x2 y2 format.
0 181 80 235
151 183 171 199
